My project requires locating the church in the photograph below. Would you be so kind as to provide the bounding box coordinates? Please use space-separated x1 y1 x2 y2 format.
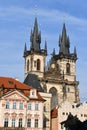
23 17 80 109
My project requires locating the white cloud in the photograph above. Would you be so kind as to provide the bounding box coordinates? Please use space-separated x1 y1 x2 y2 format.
0 6 87 27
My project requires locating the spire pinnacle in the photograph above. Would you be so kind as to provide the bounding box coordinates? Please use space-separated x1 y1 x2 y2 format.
24 42 27 52
74 46 77 56
23 43 27 57
59 23 70 55
30 17 41 52
44 40 47 50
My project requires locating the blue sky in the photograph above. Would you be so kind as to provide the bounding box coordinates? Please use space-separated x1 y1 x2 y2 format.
0 0 87 102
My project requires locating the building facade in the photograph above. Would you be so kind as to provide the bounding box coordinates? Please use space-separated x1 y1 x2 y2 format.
58 101 87 130
0 77 45 130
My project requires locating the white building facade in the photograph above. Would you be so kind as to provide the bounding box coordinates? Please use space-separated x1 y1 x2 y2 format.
58 101 87 130
0 77 45 130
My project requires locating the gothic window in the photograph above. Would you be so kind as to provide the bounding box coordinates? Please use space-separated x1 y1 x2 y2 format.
34 60 37 67
4 118 8 127
66 63 70 74
37 59 40 70
49 87 58 109
27 60 29 71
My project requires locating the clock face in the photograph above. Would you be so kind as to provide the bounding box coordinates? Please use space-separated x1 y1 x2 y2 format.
51 63 55 69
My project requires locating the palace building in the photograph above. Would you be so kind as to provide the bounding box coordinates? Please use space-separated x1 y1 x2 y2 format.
0 77 46 130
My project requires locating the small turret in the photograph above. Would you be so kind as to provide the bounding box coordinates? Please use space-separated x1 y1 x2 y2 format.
74 46 77 56
44 40 47 54
24 42 27 52
23 43 27 57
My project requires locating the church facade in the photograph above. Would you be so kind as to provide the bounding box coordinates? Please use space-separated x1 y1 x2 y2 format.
23 18 80 109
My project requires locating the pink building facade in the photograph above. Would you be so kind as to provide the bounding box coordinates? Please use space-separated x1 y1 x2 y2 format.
0 77 45 130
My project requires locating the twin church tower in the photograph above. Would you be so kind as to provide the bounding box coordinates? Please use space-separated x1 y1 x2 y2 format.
23 18 80 109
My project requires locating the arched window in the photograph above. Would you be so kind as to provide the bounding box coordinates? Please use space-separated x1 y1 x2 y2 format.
37 59 40 70
49 87 58 109
27 60 29 71
66 63 70 74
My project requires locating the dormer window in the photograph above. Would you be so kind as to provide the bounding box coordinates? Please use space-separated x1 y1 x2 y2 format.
32 91 35 95
30 89 37 98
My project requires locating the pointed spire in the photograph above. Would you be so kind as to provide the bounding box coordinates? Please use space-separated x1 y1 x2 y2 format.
34 17 38 36
23 43 27 57
62 23 66 37
24 43 27 52
44 40 47 50
59 23 70 55
30 17 41 52
74 46 77 56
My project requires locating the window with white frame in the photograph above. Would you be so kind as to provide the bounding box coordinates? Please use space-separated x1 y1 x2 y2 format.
19 118 22 127
28 103 31 110
35 104 39 110
4 118 8 127
13 102 16 109
12 118 16 127
27 119 31 127
19 102 23 109
35 119 38 128
6 102 10 109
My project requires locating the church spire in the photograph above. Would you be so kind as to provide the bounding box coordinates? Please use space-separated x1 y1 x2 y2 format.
44 40 47 52
24 42 27 52
30 17 41 52
59 23 70 55
23 42 27 57
74 46 77 57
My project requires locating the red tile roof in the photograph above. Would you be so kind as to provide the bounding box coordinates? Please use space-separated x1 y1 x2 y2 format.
0 77 32 90
51 107 58 118
0 77 45 101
